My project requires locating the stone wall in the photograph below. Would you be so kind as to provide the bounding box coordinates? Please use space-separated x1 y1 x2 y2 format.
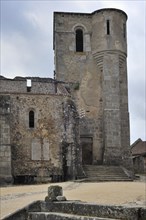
0 76 69 95
0 78 81 183
54 8 132 168
102 53 121 165
133 156 145 173
61 98 83 179
119 57 132 169
0 8 133 184
10 94 64 178
3 200 146 220
54 11 104 165
0 96 13 184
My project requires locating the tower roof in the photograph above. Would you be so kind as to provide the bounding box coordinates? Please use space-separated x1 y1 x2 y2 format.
92 8 127 19
54 8 127 19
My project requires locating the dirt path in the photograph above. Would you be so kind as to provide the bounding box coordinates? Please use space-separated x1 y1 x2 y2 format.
0 181 146 219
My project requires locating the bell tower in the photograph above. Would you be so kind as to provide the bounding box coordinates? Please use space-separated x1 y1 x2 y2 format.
54 8 132 170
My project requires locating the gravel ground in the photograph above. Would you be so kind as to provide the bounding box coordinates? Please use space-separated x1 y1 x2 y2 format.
0 181 146 219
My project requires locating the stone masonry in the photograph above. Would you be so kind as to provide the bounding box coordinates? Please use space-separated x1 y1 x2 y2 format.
0 8 133 184
0 77 81 184
54 8 133 168
0 96 13 184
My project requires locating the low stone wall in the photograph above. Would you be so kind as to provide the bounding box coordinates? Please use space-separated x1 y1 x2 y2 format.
2 200 146 220
42 201 146 220
2 201 41 220
2 186 146 220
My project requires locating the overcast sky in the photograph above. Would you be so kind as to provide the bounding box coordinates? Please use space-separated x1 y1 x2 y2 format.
0 0 145 144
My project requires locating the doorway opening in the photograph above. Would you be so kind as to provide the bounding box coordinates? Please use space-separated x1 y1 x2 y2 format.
80 136 93 165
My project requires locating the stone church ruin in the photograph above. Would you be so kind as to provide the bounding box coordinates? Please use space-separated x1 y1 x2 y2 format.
0 8 133 185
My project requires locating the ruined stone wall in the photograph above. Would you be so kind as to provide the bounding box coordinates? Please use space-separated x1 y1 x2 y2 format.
61 98 82 179
10 93 64 178
0 77 59 94
133 156 145 173
119 57 132 168
74 63 103 164
54 12 92 83
0 78 80 182
54 11 104 164
0 96 13 184
54 9 132 167
91 9 131 167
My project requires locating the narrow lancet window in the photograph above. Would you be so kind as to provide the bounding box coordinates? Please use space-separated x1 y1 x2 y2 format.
29 110 34 128
76 29 83 52
123 23 126 39
106 20 110 35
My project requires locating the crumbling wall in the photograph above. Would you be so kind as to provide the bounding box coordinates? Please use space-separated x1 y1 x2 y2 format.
0 77 56 94
0 77 81 183
10 93 65 182
61 97 83 180
0 95 13 184
54 12 104 164
54 9 133 169
133 156 145 174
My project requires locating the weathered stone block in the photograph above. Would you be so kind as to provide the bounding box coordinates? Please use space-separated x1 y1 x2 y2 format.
45 185 63 202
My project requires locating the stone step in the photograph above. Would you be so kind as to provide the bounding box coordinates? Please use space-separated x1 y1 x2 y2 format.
28 212 117 220
82 165 131 182
84 167 123 170
85 170 125 176
83 165 121 171
79 177 132 182
83 175 130 179
85 173 129 178
84 170 124 174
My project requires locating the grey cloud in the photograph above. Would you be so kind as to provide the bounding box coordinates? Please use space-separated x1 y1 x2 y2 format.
1 1 33 36
1 1 54 78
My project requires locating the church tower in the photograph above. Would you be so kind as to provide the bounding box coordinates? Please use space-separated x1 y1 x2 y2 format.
54 8 132 170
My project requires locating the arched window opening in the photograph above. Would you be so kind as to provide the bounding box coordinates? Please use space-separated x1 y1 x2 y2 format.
76 29 83 52
123 23 126 39
106 20 110 35
29 110 34 128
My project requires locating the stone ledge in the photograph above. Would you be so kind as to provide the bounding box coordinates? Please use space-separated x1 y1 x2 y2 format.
43 201 142 220
2 200 146 220
28 211 116 220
